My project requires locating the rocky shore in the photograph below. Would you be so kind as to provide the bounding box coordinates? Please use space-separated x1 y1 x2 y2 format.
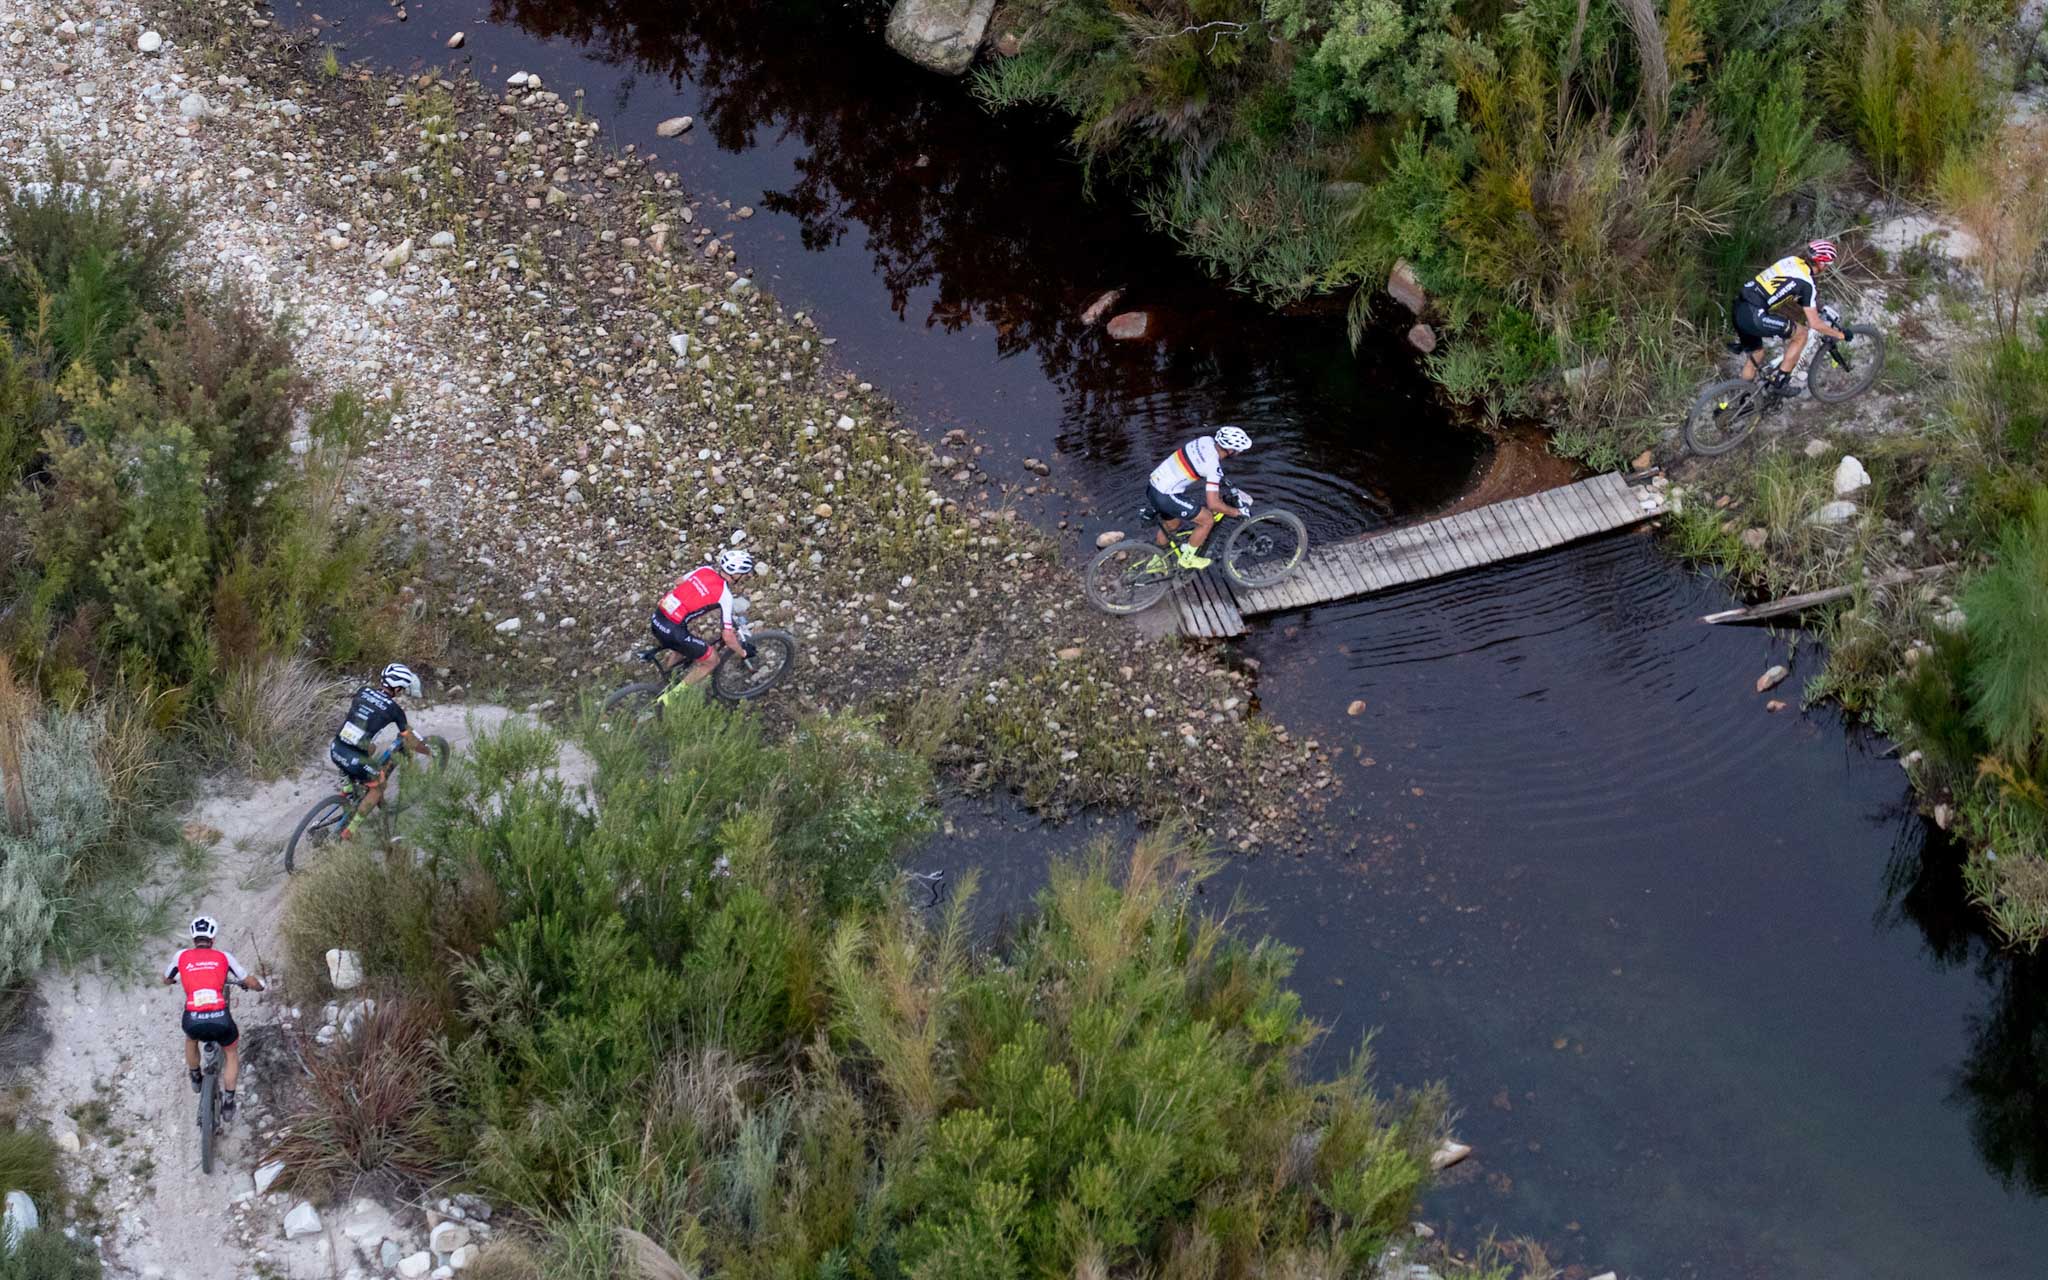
0 0 1342 842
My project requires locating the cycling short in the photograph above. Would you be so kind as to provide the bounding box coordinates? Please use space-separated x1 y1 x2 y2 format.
330 741 377 784
182 1009 239 1047
650 612 709 661
1147 483 1200 522
1732 297 1792 352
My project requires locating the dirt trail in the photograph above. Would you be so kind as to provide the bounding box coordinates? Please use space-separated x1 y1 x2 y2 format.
32 705 566 1280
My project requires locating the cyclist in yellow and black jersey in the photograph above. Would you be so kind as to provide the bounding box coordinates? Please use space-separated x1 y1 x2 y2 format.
1730 240 1849 396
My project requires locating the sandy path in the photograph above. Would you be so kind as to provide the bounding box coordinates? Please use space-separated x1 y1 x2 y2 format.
33 705 572 1280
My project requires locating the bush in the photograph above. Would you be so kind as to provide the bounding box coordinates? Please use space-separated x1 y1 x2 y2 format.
0 1124 63 1212
214 656 348 777
1828 0 1993 190
0 1230 100 1280
267 998 451 1201
1960 488 2048 767
1940 121 2048 337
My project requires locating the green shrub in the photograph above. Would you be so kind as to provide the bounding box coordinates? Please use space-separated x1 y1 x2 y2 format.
0 1229 100 1280
1961 488 2048 765
0 1124 63 1212
0 144 187 375
1828 0 1992 189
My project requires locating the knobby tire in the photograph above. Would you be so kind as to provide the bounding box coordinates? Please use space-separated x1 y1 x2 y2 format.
1222 510 1309 589
1685 379 1769 456
1808 325 1886 403
284 794 350 874
601 682 669 730
198 1062 217 1174
1085 539 1177 615
712 630 798 703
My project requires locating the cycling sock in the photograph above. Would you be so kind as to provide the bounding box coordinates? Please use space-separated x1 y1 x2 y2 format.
188 1067 202 1091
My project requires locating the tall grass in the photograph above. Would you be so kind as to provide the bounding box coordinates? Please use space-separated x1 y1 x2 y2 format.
1961 489 2048 763
1827 0 1993 191
1940 121 2048 338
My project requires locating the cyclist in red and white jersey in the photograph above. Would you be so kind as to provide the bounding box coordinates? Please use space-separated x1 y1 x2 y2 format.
163 915 266 1122
1146 426 1252 570
650 549 755 686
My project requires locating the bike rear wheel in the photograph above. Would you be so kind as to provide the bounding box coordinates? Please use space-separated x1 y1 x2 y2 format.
1222 510 1310 589
198 1053 218 1174
284 794 351 873
1685 378 1770 456
602 681 671 730
1808 325 1886 403
712 630 798 703
1084 539 1177 614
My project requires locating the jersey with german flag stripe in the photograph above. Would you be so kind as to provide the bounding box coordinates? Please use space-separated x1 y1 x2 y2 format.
1148 436 1224 497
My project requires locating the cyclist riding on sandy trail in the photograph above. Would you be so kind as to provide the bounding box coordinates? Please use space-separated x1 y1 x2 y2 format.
1730 239 1849 396
164 915 266 1124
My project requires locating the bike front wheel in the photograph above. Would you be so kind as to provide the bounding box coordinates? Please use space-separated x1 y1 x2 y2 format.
1685 378 1769 456
1222 510 1309 589
1084 539 1177 614
284 794 351 873
198 1058 218 1174
1808 325 1886 403
601 681 670 730
712 631 798 703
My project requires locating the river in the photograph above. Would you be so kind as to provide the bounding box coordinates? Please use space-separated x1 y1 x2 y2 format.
285 0 2048 1273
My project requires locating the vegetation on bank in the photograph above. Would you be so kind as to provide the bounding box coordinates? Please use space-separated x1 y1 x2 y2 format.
975 0 2013 454
277 702 1469 1278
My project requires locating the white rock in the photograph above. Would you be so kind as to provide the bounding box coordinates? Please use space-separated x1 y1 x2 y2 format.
448 1244 478 1270
3 1190 38 1252
1428 1139 1472 1171
381 238 415 272
1803 438 1829 459
325 948 364 989
398 1252 434 1280
626 424 645 439
253 1160 287 1195
430 231 456 248
655 116 693 137
446 31 466 48
282 1202 323 1239
507 72 530 87
668 333 690 360
836 415 856 431
138 30 163 53
179 92 210 119
367 289 390 307
1094 530 1126 549
1833 455 1870 496
1810 500 1858 526
429 1222 472 1254
560 469 581 487
231 166 254 181
494 616 522 635
54 1131 80 1154
557 617 577 630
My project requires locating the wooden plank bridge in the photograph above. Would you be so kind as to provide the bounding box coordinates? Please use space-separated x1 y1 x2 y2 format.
1173 472 1668 639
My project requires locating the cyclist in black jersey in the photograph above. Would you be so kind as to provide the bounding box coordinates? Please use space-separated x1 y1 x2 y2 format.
328 663 434 839
1731 239 1849 396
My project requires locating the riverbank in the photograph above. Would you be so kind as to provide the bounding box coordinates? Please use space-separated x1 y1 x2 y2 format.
0 0 1349 844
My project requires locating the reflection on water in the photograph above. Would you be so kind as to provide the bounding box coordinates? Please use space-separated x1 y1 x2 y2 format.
309 0 1485 541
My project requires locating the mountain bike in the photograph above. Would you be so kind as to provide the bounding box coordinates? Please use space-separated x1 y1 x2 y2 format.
1685 309 1886 456
284 735 449 872
602 599 798 727
1084 487 1308 614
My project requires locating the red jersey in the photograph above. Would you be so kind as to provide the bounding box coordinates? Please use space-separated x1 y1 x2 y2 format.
166 947 246 1013
658 566 734 627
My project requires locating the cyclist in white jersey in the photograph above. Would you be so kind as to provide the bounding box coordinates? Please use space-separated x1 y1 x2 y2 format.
1146 426 1252 570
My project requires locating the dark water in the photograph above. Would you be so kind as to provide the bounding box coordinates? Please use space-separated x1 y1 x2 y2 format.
295 1 2048 1274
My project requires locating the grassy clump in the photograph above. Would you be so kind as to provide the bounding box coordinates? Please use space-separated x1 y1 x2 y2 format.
0 1230 100 1280
278 703 1454 1275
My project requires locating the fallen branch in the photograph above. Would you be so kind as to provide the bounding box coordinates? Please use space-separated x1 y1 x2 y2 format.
1701 564 1954 624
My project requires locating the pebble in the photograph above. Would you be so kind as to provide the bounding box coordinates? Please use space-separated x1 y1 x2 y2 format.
138 30 163 53
494 617 522 634
430 231 456 248
179 92 209 119
231 166 254 181
1755 665 1789 693
446 31 465 48
655 115 693 137
1094 529 1125 549
1347 700 1366 716
282 1202 323 1239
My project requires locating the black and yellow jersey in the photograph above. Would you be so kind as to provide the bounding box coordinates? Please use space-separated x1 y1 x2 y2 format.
1741 255 1818 318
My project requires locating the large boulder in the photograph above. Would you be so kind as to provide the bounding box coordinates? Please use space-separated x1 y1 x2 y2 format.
886 0 998 75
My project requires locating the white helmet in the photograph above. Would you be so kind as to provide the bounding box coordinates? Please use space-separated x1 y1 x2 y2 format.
190 915 219 942
1214 426 1252 453
381 663 422 697
717 549 755 576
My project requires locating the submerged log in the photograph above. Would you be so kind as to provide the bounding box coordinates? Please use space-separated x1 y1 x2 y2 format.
1700 564 1953 625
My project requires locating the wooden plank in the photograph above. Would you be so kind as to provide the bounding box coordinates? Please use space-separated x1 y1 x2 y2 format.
1520 491 1572 547
1470 502 1531 560
1176 577 1221 637
1537 487 1596 541
1701 564 1953 624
